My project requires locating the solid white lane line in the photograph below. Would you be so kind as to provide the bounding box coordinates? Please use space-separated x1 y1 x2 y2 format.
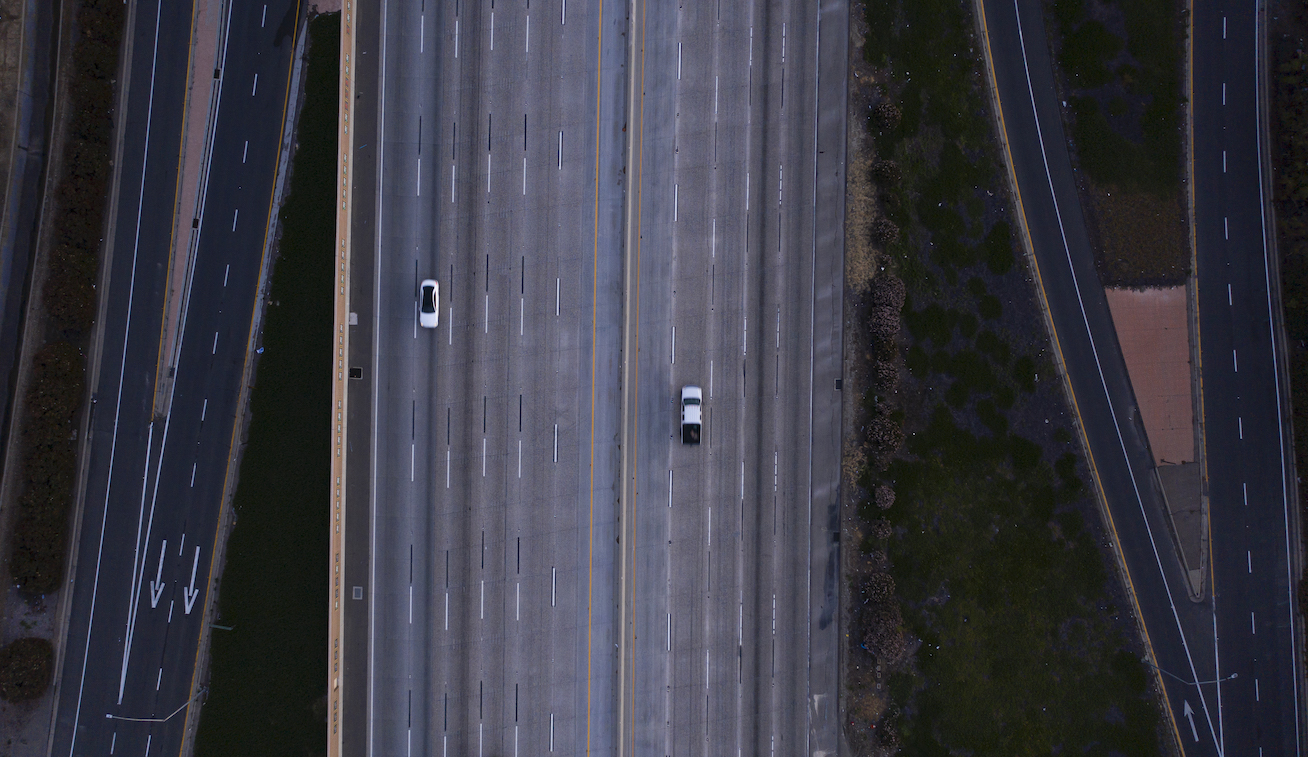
223 264 229 286
242 140 248 163
231 208 239 231
251 73 258 96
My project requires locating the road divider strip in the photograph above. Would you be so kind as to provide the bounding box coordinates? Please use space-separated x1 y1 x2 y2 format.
328 5 356 757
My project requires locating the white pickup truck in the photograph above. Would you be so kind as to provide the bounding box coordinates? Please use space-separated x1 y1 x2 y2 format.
680 386 702 444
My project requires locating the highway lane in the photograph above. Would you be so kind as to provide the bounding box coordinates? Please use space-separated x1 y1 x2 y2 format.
367 0 627 754
50 2 300 754
618 0 844 754
979 0 1231 754
1192 0 1303 753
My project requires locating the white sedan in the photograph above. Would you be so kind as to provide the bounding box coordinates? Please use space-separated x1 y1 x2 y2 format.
419 279 439 328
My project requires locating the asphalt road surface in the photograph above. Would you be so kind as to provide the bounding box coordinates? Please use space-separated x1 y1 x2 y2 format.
49 2 300 754
1191 0 1303 753
617 0 844 754
363 0 627 754
983 0 1304 754
354 0 845 754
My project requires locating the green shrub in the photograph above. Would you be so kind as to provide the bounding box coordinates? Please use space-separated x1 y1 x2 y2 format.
0 637 54 702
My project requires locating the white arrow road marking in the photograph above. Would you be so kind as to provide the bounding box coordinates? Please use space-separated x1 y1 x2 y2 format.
149 540 167 608
183 547 201 614
1183 701 1198 742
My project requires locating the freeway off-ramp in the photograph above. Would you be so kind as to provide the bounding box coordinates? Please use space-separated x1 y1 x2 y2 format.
337 0 846 754
979 0 1303 754
47 1 301 755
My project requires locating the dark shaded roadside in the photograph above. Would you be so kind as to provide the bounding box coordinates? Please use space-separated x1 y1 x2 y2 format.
191 13 336 757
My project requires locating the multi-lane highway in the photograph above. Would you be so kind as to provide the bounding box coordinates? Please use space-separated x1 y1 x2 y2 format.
49 1 300 754
348 0 845 754
362 0 627 754
979 0 1303 754
617 0 844 754
1192 0 1302 752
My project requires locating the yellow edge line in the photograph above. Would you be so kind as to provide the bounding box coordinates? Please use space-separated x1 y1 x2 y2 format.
174 4 303 754
973 0 1187 752
588 0 606 751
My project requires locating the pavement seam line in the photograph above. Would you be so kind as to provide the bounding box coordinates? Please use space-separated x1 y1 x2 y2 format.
971 0 1187 751
616 0 646 751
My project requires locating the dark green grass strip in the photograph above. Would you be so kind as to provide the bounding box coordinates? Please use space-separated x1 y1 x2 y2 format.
193 14 337 757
